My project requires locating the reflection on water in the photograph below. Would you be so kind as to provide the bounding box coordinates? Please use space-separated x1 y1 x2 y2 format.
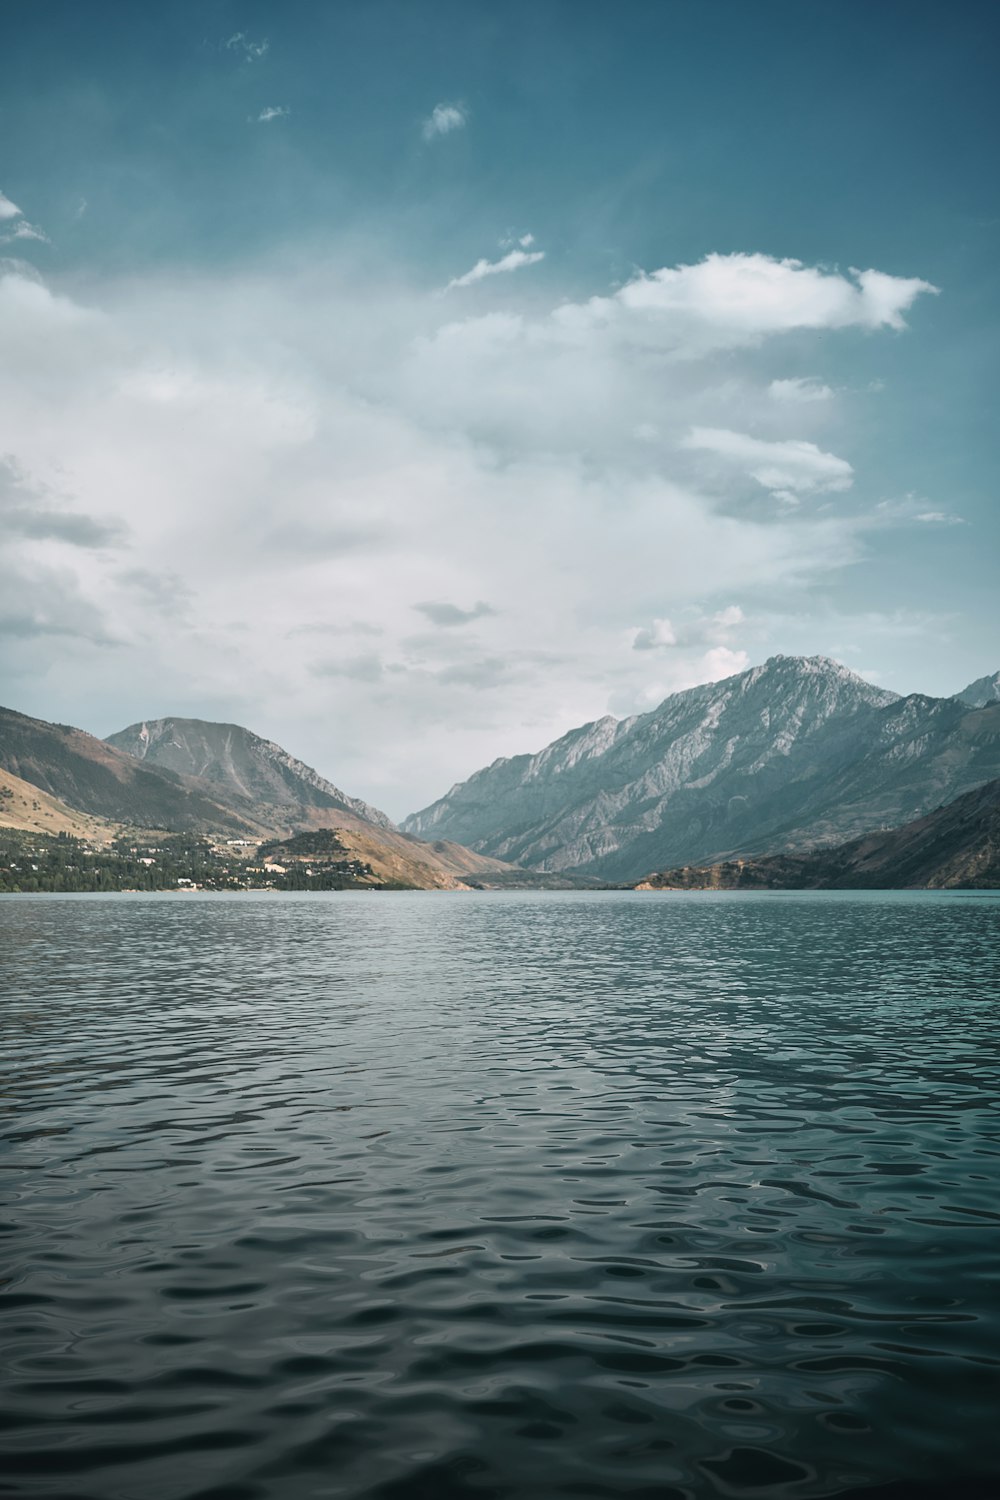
2 890 999 1499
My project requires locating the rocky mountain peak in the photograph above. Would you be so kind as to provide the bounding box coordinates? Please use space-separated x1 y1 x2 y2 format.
105 716 395 830
956 671 1000 708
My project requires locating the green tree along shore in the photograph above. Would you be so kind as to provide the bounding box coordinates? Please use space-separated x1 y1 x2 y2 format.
0 829 402 893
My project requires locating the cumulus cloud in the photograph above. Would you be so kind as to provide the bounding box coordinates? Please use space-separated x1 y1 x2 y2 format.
632 617 677 650
551 252 937 352
422 102 467 140
0 190 23 220
445 247 545 291
415 600 497 626
254 105 289 123
632 604 745 653
682 427 854 494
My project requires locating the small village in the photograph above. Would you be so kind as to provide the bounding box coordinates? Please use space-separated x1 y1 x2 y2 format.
0 827 381 893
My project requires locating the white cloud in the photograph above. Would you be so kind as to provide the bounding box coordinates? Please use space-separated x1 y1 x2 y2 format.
552 252 937 353
1 221 49 245
632 603 745 654
768 376 835 403
226 32 269 60
445 247 545 291
254 106 290 123
682 427 854 494
702 645 750 680
875 495 965 527
0 188 49 246
422 103 467 141
632 617 677 650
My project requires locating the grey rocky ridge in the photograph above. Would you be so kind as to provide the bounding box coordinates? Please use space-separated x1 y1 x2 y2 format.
956 671 1000 708
403 655 1000 882
105 717 394 831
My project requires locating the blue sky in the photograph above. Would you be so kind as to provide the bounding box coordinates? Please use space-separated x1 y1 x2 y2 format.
1 0 997 814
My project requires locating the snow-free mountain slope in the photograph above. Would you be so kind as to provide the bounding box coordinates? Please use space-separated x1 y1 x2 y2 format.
404 656 1000 880
637 777 1000 890
0 766 117 841
0 705 265 835
956 671 1000 707
0 704 522 889
106 717 394 830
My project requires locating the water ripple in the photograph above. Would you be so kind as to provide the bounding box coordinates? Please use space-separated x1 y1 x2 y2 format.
2 890 999 1499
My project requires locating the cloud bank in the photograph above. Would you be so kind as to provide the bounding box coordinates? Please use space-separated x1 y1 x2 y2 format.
0 249 939 814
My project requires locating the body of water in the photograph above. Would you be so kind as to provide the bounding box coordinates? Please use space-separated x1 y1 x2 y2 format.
2 890 999 1500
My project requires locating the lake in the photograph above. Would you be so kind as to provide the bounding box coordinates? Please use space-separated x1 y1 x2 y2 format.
2 891 999 1500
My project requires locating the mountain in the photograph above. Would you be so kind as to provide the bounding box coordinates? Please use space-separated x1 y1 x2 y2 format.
106 717 394 832
403 656 1000 881
636 777 1000 890
956 671 1000 708
0 704 521 890
0 705 264 835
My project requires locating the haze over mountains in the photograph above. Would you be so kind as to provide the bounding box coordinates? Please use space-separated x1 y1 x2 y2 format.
404 656 1000 881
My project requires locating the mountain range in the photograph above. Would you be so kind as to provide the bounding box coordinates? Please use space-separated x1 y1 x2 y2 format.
2 654 999 890
0 706 515 890
403 656 1000 881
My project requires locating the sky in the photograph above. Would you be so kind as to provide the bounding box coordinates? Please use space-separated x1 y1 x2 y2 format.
1 0 998 819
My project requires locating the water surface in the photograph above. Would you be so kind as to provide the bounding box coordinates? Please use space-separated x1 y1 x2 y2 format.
2 891 999 1499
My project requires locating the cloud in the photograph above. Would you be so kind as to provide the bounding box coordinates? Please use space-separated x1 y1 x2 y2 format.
702 645 750 679
445 247 545 291
0 458 123 547
0 189 48 247
875 495 965 527
225 32 269 60
632 617 677 650
682 427 854 494
415 600 497 626
632 603 744 652
768 377 835 403
254 105 290 123
552 252 937 352
0 247 937 815
422 102 467 140
1 221 49 245
0 571 113 643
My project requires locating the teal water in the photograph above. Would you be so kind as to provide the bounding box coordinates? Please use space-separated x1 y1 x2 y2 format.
1 891 999 1500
